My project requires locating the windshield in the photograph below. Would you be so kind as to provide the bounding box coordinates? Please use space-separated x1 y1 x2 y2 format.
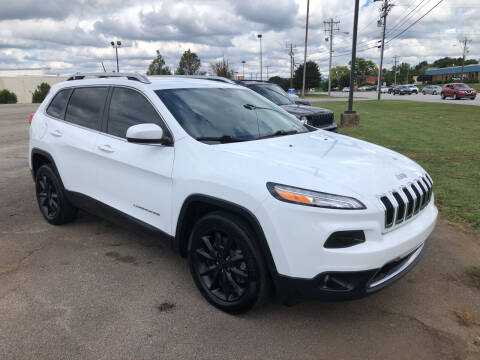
455 84 470 89
246 84 293 106
155 87 307 143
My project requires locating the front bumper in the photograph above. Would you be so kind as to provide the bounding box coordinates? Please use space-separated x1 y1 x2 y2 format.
255 193 438 301
274 241 426 302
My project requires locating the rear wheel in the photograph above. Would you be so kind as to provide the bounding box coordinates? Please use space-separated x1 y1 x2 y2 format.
188 211 270 314
422 91 426 95
433 90 437 95
453 93 458 100
441 93 446 99
35 165 77 225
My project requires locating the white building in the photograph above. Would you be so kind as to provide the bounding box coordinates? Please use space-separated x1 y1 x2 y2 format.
0 68 67 103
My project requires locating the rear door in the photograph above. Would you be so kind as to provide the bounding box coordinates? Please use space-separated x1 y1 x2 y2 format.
46 86 109 197
94 86 174 233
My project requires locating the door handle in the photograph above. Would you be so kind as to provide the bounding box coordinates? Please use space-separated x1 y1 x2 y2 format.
98 144 115 153
50 129 62 137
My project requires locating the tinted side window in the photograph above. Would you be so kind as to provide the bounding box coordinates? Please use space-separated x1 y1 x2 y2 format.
46 89 70 119
65 87 108 130
107 87 163 138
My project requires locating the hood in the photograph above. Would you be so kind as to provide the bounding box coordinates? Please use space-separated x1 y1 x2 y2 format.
214 131 425 200
280 104 333 117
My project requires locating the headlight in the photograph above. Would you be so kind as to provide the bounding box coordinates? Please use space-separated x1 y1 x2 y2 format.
267 183 366 210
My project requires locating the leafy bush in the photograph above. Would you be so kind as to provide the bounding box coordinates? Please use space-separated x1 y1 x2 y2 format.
32 82 51 103
0 89 17 104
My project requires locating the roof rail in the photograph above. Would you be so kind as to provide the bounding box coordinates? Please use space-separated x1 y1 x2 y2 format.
67 72 151 84
149 75 237 85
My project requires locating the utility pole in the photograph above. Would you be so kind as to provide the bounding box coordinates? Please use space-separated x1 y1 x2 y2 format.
459 37 472 80
241 60 246 79
286 43 296 89
375 0 393 100
393 55 399 86
265 65 271 79
324 18 340 96
301 0 310 97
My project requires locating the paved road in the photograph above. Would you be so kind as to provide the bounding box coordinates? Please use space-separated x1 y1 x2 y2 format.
313 91 480 105
1 104 480 360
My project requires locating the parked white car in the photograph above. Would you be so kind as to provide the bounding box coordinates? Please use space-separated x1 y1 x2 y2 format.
29 73 437 313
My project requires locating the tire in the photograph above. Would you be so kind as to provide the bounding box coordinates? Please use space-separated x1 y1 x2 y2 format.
35 165 78 225
441 93 446 99
433 91 437 95
188 211 270 314
422 91 426 95
453 93 457 100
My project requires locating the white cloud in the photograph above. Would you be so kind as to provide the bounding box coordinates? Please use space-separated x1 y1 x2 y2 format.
0 0 478 77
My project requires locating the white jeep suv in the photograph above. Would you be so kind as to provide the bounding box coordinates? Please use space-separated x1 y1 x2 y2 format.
29 73 438 313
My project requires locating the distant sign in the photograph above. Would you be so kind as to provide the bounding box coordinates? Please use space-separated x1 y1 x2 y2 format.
237 75 244 80
288 88 295 95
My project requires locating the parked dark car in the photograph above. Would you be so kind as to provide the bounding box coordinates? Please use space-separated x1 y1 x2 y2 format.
441 83 477 100
239 80 337 131
393 85 412 95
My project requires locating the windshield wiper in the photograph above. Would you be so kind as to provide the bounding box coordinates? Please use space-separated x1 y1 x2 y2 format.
256 129 300 140
195 135 250 143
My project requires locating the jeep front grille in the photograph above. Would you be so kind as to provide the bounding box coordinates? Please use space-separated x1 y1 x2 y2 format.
379 174 433 231
307 112 334 127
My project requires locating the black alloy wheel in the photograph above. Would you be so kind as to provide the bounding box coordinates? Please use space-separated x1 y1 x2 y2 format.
188 211 269 314
35 165 77 225
37 173 60 220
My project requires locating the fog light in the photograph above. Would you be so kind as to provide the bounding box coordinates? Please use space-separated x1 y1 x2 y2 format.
324 230 365 249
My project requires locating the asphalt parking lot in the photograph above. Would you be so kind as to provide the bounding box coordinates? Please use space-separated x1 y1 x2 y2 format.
317 91 480 105
1 104 480 360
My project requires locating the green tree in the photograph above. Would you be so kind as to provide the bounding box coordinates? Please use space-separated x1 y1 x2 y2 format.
269 76 290 90
398 62 413 83
293 61 321 90
32 82 50 103
0 89 17 104
175 49 201 75
210 57 234 79
330 66 350 89
147 51 172 75
348 57 376 85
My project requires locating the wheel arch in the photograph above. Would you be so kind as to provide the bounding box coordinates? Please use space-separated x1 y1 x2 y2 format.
31 148 64 188
174 194 278 277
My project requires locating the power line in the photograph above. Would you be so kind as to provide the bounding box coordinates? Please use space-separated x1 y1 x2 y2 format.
386 0 445 43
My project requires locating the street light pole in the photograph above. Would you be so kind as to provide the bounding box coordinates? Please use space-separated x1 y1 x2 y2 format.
340 0 360 127
110 41 122 72
257 34 263 80
241 60 246 79
347 0 359 112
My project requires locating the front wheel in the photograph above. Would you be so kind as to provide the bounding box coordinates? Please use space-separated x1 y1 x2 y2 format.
188 211 270 314
422 91 426 95
35 165 78 225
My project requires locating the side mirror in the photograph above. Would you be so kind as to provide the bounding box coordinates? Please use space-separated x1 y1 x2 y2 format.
126 123 171 145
